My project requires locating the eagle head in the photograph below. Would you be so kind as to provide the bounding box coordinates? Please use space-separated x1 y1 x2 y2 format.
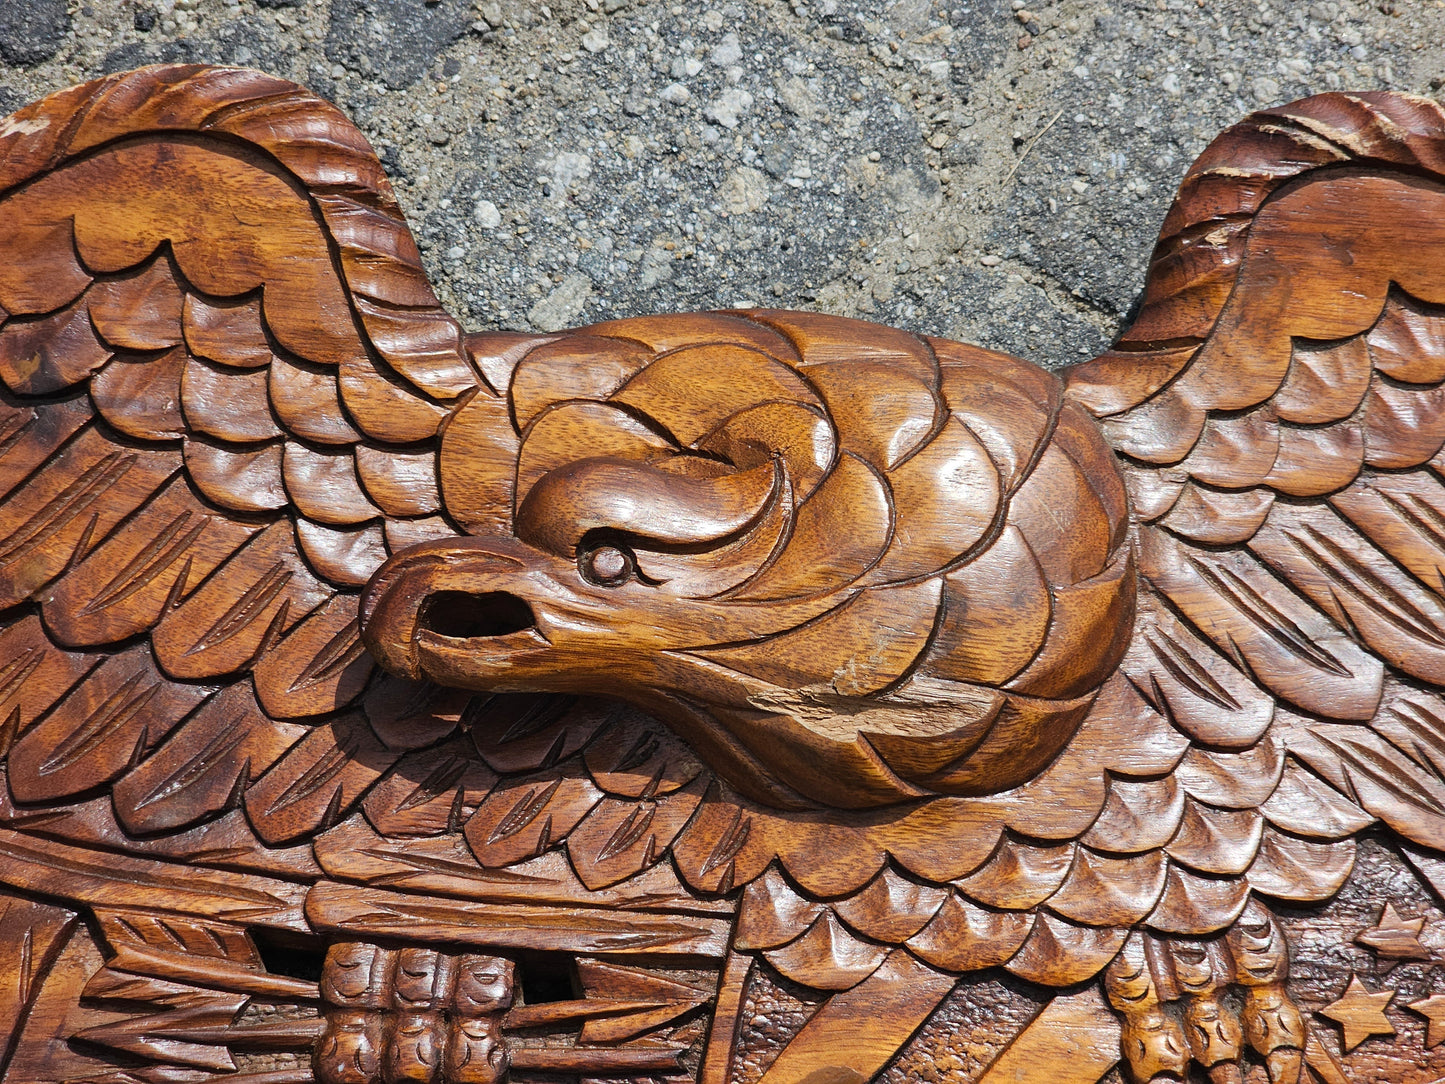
361 314 1135 811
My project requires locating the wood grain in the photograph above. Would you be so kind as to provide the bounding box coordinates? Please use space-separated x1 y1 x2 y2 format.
2 66 1445 1084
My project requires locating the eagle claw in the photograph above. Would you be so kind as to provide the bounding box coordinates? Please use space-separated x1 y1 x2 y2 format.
315 942 513 1084
1104 900 1303 1084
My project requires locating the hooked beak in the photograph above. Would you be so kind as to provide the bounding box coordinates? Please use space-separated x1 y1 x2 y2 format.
360 537 553 688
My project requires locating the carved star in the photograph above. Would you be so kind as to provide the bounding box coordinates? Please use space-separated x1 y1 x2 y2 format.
1318 975 1396 1052
1355 903 1431 962
1408 995 1445 1049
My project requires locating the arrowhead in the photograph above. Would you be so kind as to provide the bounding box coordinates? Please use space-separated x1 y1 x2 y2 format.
73 1004 244 1072
576 957 711 1003
580 999 709 1044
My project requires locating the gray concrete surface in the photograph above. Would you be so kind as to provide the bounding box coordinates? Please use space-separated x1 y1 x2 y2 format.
3 0 1443 369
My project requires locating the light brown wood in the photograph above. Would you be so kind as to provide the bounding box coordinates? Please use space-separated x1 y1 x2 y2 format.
3 66 1445 1084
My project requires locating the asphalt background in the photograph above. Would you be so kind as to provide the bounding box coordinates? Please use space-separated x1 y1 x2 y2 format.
2 0 1444 370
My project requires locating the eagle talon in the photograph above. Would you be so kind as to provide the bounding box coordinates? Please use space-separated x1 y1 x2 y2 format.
1103 935 1189 1080
1105 902 1304 1084
315 942 513 1084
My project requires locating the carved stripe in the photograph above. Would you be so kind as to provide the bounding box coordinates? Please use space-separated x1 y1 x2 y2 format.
37 669 159 774
596 803 657 863
305 882 731 957
490 779 562 845
80 510 208 615
0 648 44 705
0 828 306 927
129 723 251 812
701 807 752 878
394 759 470 814
183 564 293 657
1143 631 1241 711
1186 555 1351 677
259 739 351 817
974 988 1119 1084
289 616 364 692
0 450 135 564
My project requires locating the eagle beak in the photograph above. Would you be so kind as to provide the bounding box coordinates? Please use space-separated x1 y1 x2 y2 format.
359 537 551 687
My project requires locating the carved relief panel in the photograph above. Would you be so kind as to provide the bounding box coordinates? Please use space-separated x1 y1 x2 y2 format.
0 66 1444 1084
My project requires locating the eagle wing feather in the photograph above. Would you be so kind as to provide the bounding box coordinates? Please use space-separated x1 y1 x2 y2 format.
1068 91 1445 931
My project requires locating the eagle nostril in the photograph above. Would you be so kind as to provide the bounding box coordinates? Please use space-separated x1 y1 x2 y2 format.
418 591 537 640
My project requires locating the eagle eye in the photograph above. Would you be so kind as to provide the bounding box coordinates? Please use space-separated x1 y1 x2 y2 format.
579 542 636 587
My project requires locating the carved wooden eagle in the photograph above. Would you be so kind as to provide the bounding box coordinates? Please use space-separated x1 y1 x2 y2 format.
2 65 1444 1084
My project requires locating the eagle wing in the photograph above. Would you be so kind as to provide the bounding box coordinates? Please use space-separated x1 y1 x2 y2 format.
702 91 1445 1016
0 64 733 923
1066 90 1445 920
0 62 509 865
